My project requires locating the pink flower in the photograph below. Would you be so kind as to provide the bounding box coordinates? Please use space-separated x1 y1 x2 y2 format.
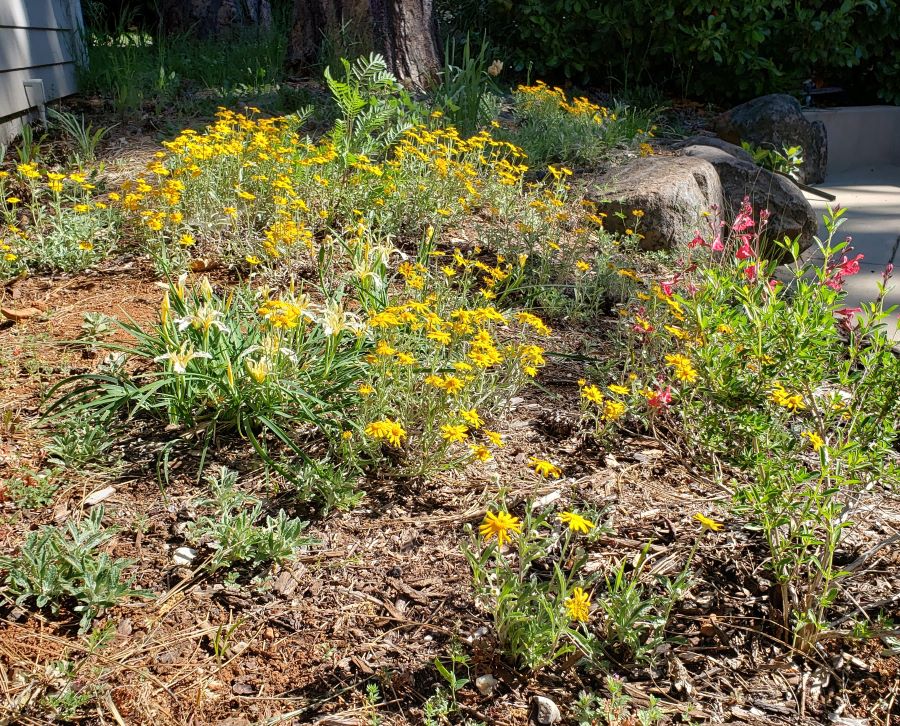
767 279 781 292
834 253 864 277
647 385 672 410
689 232 706 249
744 264 758 282
834 307 861 318
883 263 894 283
711 235 725 252
736 241 755 260
732 199 755 232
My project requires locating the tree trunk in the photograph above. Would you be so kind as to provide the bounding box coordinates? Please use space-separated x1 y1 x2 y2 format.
289 0 439 89
160 0 273 38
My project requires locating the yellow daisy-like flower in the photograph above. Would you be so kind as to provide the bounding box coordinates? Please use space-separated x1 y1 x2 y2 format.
558 511 594 534
801 430 824 451
358 383 375 397
530 457 562 479
483 430 504 447
441 424 469 443
693 513 724 532
575 260 591 272
603 400 626 421
479 510 522 545
460 409 483 429
581 384 604 405
470 444 492 462
365 418 406 448
608 384 629 396
564 587 591 623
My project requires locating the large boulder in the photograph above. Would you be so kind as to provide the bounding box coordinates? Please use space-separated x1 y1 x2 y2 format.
584 156 724 251
711 93 827 184
677 141 818 255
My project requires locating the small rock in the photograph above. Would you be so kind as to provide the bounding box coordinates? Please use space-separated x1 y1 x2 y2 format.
475 674 497 696
172 546 198 566
117 619 133 637
530 695 561 724
231 680 256 696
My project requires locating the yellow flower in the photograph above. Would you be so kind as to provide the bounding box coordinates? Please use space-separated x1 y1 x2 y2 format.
608 384 629 396
244 358 269 383
802 431 824 451
365 418 406 447
558 511 594 534
358 383 375 397
460 409 483 429
179 233 195 246
530 457 562 479
5 197 22 205
78 241 94 251
483 430 504 447
479 510 522 545
441 424 469 443
603 400 626 421
375 340 397 357
564 587 591 623
664 353 698 383
470 444 492 462
581 384 604 405
575 260 591 273
341 430 353 440
693 513 724 532
770 382 805 411
515 311 551 336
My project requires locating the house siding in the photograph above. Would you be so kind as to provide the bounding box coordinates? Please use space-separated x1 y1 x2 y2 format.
0 0 84 145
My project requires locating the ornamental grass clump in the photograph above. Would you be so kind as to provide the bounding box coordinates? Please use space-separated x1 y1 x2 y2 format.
47 274 364 487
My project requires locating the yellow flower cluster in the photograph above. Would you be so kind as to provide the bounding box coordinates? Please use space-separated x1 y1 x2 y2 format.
770 382 805 412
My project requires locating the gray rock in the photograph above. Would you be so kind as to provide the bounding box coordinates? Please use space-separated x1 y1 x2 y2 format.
677 142 818 257
672 135 756 165
711 93 827 184
585 155 724 251
530 695 561 724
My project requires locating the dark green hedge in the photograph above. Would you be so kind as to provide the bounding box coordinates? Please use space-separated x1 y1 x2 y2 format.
444 1 900 103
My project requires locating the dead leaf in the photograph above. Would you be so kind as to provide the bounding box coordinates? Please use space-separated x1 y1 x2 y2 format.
2 306 43 322
189 258 219 272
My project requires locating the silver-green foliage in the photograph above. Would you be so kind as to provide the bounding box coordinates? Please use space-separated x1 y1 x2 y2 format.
0 507 149 632
188 468 312 574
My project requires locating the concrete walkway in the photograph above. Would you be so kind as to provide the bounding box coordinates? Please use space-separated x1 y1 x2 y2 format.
802 165 900 338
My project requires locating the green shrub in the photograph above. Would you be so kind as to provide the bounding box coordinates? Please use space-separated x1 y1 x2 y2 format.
588 203 900 651
457 0 900 103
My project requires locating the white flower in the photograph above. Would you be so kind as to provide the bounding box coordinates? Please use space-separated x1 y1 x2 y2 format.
315 298 363 337
154 342 212 373
174 304 228 334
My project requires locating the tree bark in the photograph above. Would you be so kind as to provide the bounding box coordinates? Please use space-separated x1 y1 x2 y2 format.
289 0 439 89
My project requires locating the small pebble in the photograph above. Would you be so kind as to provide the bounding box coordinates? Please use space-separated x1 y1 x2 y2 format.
172 546 198 565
